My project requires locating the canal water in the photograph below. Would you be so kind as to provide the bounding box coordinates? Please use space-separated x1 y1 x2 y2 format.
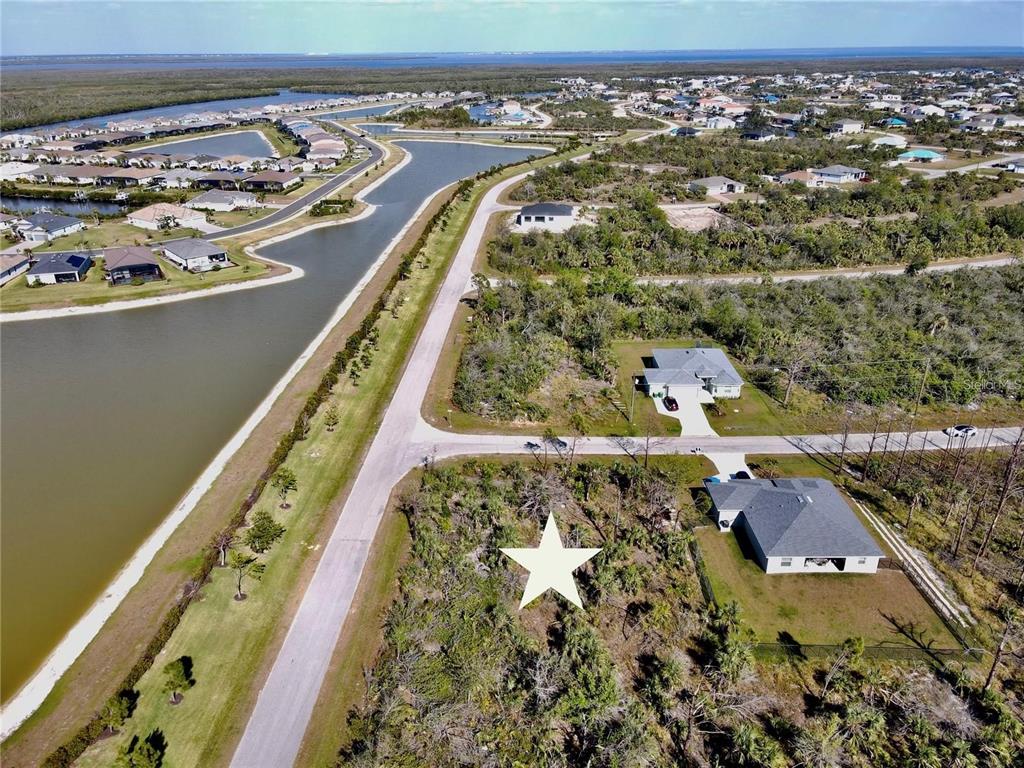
0 139 545 701
134 130 277 159
0 196 124 217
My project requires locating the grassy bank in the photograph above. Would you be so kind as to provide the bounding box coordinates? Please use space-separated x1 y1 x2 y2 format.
0 242 274 313
121 123 300 158
69 157 510 766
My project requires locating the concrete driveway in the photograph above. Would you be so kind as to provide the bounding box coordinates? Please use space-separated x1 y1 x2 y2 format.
654 390 715 436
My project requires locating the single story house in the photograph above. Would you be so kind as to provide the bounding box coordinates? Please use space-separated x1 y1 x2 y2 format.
0 252 31 286
688 176 746 195
779 169 827 188
997 114 1024 128
26 251 93 285
103 246 164 285
705 116 737 130
160 238 230 272
514 203 578 233
127 202 206 231
704 477 884 574
880 117 908 128
155 168 207 189
642 346 743 403
16 212 86 242
242 170 302 192
185 189 259 212
830 119 864 135
196 171 251 189
740 129 777 142
872 135 908 149
812 165 867 184
899 149 945 163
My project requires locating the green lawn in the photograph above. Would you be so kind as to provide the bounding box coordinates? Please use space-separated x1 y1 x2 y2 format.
45 221 202 251
694 526 959 649
0 240 272 313
205 208 276 228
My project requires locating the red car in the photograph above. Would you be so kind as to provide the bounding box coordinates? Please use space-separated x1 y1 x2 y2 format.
663 396 679 412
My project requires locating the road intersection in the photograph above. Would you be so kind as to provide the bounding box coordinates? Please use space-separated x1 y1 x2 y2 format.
231 159 1024 766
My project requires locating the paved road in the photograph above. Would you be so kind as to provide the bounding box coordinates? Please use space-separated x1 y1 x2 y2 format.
908 152 1024 180
230 144 1024 765
210 124 383 240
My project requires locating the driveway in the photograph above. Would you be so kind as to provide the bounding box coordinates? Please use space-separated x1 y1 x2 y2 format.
654 390 715 436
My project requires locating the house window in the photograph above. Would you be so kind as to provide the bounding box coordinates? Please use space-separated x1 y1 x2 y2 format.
780 558 792 567
857 558 866 565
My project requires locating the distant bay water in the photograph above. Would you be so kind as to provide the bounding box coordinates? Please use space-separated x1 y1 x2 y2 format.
3 47 1022 73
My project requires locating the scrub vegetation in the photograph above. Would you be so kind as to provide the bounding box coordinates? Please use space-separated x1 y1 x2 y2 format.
332 457 1022 767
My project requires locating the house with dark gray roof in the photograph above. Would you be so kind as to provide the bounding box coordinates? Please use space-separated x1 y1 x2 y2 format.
642 346 743 402
704 477 884 574
160 238 230 272
16 212 85 242
103 246 163 285
26 251 93 285
514 202 579 233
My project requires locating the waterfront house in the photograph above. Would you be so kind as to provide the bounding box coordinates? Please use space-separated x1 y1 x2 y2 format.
16 213 86 242
703 477 884 574
102 246 164 285
185 190 258 212
196 171 251 190
243 170 302 192
160 238 230 272
0 252 31 286
25 251 93 285
128 202 206 231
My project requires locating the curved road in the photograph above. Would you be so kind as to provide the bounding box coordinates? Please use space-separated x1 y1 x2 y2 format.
210 123 384 240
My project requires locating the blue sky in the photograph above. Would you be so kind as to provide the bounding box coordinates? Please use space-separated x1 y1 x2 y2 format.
1 0 1022 57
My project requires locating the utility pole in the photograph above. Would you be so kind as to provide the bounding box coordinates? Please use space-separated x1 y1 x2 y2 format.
895 358 930 484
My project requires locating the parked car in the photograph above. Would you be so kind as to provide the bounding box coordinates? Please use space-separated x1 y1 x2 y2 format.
524 441 541 451
663 396 679 412
944 425 978 439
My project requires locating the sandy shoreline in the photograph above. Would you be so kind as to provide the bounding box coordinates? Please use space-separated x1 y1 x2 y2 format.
0 136 408 739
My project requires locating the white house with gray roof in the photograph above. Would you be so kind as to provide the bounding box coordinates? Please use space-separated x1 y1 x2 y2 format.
643 346 743 403
160 238 229 272
514 203 579 233
704 477 884 574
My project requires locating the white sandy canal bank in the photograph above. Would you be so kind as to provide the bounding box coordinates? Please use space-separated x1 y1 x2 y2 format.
0 138 415 739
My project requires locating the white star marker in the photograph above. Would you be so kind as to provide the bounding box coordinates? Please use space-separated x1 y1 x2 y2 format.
501 513 601 609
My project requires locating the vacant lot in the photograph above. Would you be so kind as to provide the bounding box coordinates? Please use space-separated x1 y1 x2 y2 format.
694 525 960 649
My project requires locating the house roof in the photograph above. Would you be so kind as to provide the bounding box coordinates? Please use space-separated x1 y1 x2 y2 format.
707 477 885 559
20 212 83 232
129 203 202 222
187 189 256 205
815 164 866 176
28 250 93 274
160 238 225 260
643 346 743 388
244 170 299 183
690 175 742 188
520 203 573 217
102 246 159 271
